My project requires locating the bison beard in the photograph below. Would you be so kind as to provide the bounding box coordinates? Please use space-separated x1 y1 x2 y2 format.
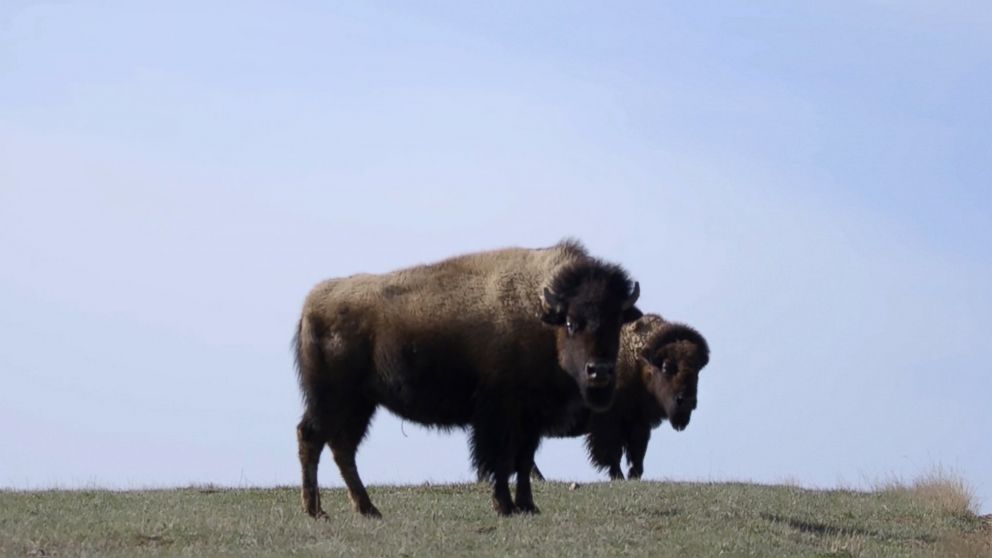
293 240 639 517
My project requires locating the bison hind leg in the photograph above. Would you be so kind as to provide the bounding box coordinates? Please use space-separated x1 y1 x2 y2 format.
326 399 381 518
297 416 328 519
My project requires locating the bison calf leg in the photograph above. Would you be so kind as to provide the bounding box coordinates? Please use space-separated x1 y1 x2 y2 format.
608 464 625 480
625 425 651 480
297 418 327 519
627 464 643 480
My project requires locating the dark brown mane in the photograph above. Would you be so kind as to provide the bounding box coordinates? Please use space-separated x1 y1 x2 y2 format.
552 237 590 259
646 322 710 367
548 259 635 302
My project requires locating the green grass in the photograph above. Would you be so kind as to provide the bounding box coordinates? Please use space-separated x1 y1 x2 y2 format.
1 481 987 557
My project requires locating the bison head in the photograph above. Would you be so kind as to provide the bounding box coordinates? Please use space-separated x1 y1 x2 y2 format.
639 323 710 431
541 262 641 411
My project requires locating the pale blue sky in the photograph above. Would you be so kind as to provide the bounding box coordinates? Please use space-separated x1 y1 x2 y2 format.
1 2 990 513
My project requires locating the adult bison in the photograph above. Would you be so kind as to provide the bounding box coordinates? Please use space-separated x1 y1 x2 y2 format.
532 314 709 481
293 240 640 517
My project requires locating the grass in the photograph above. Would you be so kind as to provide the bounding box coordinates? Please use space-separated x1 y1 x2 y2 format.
875 466 979 518
1 479 987 557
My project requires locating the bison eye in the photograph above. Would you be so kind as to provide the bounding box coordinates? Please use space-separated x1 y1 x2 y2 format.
566 318 580 335
662 360 677 375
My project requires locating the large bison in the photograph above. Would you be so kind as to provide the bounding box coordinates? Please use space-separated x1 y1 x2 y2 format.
532 314 709 480
293 240 640 517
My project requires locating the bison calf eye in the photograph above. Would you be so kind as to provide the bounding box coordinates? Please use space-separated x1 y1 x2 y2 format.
566 318 580 335
662 360 677 375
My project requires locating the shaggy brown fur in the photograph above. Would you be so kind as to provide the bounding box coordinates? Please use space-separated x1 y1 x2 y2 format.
533 314 709 480
293 240 640 517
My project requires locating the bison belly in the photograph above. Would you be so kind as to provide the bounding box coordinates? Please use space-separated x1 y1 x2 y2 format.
372 330 479 427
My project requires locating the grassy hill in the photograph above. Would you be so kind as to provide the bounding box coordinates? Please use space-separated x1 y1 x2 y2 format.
1 479 987 557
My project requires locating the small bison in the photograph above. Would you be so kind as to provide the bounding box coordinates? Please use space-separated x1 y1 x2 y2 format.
293 240 640 517
532 314 709 480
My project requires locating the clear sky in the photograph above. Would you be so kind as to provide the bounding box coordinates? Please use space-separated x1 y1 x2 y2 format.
2 2 990 513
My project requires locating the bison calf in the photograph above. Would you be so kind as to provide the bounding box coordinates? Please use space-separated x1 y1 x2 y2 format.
293 240 640 517
534 314 709 480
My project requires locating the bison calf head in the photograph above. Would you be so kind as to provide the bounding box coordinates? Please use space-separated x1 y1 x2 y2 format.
541 262 641 411
639 323 710 431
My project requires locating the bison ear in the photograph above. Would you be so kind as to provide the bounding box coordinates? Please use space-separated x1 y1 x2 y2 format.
638 347 655 368
622 305 643 324
541 287 567 325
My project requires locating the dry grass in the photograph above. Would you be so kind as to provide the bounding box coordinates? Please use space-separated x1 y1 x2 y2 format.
938 527 991 558
874 468 988 557
876 466 979 517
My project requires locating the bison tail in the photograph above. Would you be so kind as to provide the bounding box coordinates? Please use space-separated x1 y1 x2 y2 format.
293 315 325 410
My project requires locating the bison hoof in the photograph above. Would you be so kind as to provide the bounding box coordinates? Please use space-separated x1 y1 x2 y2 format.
492 499 517 516
628 467 643 480
516 502 540 515
308 508 328 520
357 504 382 518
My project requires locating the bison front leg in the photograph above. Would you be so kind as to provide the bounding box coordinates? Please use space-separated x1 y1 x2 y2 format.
625 424 651 480
530 463 546 481
586 425 625 480
512 435 541 514
297 417 327 519
491 472 516 516
469 421 516 516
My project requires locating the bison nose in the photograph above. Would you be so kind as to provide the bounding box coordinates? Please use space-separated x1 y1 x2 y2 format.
675 393 696 408
585 361 615 384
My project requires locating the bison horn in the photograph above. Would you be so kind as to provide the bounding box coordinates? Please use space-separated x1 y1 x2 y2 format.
622 282 640 310
543 287 563 308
